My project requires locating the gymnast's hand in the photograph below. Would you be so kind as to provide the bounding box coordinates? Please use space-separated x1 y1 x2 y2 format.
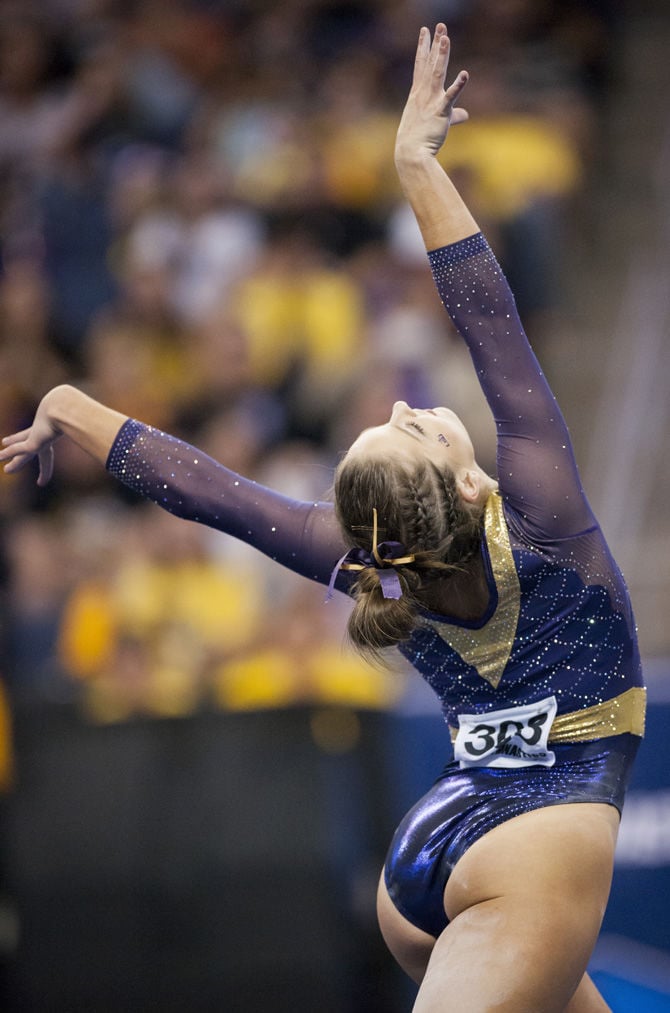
1 392 62 486
395 23 469 162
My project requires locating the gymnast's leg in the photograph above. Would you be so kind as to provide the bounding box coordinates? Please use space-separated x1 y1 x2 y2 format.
377 876 610 1010
565 974 611 1012
379 801 618 1011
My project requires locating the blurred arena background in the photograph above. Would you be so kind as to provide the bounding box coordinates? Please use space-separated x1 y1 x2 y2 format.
0 0 668 1010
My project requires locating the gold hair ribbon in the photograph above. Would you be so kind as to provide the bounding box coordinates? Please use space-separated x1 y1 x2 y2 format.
369 507 416 568
371 506 384 566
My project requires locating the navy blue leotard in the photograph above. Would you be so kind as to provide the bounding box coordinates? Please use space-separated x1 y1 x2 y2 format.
107 232 644 938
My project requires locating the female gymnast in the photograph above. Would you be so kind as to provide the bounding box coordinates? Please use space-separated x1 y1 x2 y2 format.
1 24 644 1013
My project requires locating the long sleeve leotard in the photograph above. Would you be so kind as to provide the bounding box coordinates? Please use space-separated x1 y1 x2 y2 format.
107 232 644 734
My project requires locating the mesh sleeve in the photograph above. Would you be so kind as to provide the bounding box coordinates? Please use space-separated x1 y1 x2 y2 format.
106 419 347 585
428 233 596 541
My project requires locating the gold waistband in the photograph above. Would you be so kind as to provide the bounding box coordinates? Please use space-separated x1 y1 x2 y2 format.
449 686 647 745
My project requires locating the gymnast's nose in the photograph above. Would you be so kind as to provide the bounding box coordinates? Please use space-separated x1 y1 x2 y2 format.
391 400 413 422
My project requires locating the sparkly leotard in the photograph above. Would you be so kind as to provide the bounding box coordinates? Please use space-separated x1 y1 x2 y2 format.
107 232 644 938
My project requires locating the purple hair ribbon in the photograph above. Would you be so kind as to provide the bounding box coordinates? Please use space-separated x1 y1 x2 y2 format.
325 508 415 602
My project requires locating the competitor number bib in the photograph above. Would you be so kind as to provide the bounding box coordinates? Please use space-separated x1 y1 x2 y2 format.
454 696 558 769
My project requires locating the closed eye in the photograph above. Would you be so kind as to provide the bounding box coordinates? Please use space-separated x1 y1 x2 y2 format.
407 421 426 435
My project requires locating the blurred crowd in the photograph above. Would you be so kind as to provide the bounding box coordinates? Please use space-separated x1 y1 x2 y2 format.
0 0 622 735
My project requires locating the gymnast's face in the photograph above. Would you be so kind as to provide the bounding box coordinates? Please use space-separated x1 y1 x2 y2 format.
347 400 477 474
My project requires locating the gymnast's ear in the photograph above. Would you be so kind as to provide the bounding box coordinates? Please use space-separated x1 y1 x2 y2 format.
456 469 480 504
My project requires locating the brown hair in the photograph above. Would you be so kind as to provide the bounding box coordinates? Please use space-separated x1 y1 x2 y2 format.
333 454 483 659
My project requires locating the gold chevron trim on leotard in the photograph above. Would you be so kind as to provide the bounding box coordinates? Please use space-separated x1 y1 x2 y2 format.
448 686 647 743
422 491 519 688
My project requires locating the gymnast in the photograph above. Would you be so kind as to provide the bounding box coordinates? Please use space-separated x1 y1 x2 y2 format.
2 24 644 1012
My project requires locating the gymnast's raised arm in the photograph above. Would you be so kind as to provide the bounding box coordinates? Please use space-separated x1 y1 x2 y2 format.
395 24 595 540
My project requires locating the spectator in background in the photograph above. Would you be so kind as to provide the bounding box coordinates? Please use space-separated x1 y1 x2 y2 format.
0 11 67 177
58 503 267 721
230 227 366 443
0 259 66 429
3 514 72 704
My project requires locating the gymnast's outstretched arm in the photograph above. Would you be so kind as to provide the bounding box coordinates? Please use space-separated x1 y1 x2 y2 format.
0 384 348 585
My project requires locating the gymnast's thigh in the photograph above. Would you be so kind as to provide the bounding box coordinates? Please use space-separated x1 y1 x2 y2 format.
443 800 619 924
409 804 620 1012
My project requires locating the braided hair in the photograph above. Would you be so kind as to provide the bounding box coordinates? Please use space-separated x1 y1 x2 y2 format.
333 455 483 658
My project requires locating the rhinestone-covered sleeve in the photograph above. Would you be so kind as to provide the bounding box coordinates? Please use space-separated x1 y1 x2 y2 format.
428 234 595 539
106 419 347 585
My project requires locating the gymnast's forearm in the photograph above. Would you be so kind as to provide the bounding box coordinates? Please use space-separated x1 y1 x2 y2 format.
395 150 479 252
